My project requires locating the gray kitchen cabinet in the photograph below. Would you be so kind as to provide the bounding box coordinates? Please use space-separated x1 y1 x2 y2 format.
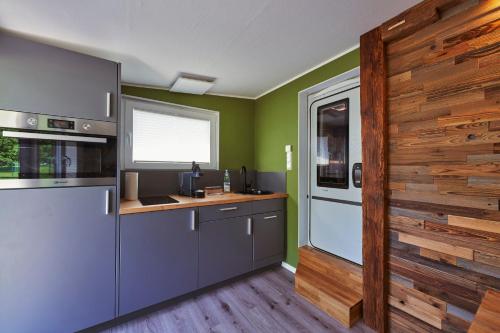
0 186 116 333
199 216 253 288
119 209 198 315
253 210 285 269
0 33 119 122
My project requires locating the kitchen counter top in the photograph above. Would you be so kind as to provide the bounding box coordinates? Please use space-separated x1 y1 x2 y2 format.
120 192 288 215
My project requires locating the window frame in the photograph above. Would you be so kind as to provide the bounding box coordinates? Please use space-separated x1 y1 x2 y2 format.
121 95 219 170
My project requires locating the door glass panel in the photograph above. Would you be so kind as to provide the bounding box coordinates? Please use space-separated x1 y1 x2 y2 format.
316 98 349 189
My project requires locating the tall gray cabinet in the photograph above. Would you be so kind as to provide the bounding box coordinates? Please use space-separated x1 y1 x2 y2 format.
0 33 120 333
0 187 116 333
0 33 119 122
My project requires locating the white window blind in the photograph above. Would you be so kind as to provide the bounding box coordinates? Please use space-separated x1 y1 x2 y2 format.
122 96 219 170
132 109 211 163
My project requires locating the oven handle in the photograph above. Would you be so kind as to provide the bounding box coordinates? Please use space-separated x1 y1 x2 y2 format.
1 130 107 143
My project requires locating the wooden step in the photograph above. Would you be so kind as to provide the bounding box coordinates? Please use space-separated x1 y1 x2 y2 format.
469 289 500 333
295 246 363 328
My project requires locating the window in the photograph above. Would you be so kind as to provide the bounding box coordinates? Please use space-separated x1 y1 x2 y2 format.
122 96 219 170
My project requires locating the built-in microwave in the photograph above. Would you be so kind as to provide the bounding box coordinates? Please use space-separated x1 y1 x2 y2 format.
0 109 117 189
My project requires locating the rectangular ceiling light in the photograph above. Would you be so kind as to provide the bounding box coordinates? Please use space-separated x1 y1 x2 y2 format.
170 76 215 95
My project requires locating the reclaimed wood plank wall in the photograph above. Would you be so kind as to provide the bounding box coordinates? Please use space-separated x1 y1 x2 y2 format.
384 1 500 332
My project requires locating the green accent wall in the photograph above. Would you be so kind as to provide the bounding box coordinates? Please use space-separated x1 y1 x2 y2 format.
123 49 359 268
121 86 255 170
254 48 360 267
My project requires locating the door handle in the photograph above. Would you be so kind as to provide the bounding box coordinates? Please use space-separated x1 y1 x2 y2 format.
106 92 112 118
247 217 252 235
105 189 111 215
264 215 278 220
2 131 107 143
352 163 362 188
190 210 197 231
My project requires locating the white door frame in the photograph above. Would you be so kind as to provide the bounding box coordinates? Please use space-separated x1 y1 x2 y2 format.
297 66 360 247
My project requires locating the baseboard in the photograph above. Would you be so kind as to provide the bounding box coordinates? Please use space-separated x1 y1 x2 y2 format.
281 261 297 274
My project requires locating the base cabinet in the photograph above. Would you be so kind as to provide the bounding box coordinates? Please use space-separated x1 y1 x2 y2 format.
253 210 284 269
0 187 116 333
117 198 285 317
119 209 198 315
198 216 253 288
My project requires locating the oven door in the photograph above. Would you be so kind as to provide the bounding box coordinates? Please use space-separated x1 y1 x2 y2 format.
0 130 116 189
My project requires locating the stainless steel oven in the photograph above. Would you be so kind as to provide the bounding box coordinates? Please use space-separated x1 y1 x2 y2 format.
0 109 116 189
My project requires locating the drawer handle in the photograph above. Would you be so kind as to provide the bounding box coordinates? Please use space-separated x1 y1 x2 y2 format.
219 207 238 212
264 215 278 220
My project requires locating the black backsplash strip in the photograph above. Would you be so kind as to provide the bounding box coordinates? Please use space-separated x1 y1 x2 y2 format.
120 169 286 198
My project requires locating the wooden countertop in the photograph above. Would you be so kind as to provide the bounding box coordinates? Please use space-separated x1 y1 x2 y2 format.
120 192 288 215
468 289 500 333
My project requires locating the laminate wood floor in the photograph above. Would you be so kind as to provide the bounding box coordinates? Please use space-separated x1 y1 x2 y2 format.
102 267 371 333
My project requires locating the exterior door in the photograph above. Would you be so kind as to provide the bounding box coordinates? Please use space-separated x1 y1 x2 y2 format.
0 186 116 333
308 78 363 265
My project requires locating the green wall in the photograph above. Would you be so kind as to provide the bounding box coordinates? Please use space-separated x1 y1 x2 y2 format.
123 49 359 268
122 85 255 170
254 48 360 267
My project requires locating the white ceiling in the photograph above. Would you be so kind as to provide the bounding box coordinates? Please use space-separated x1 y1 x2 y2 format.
0 0 420 98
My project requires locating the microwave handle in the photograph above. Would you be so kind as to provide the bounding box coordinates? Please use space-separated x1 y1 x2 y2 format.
2 130 107 144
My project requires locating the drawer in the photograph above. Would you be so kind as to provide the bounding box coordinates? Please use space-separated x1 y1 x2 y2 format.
199 202 252 222
252 199 284 214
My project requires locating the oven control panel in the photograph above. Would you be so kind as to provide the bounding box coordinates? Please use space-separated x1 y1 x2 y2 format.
48 118 75 130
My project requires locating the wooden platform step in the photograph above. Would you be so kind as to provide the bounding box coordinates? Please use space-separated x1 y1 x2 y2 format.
295 246 363 328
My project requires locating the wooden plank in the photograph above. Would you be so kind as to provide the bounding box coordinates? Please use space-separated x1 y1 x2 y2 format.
474 251 500 267
390 190 499 211
399 232 474 259
390 199 500 222
469 289 500 333
386 1 500 57
389 305 442 333
360 26 387 333
420 248 458 265
448 215 500 234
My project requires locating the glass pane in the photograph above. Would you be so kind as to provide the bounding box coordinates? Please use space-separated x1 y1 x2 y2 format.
0 136 19 178
316 98 349 189
0 132 115 179
133 109 211 164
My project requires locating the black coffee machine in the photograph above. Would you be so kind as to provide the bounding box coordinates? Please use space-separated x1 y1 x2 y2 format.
179 161 205 198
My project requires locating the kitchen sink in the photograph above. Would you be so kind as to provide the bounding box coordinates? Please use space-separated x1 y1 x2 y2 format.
236 189 273 195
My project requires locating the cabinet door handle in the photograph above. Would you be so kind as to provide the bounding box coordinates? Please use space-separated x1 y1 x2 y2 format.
247 217 252 235
105 189 111 215
190 210 197 231
264 215 278 220
106 92 112 118
219 207 238 212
